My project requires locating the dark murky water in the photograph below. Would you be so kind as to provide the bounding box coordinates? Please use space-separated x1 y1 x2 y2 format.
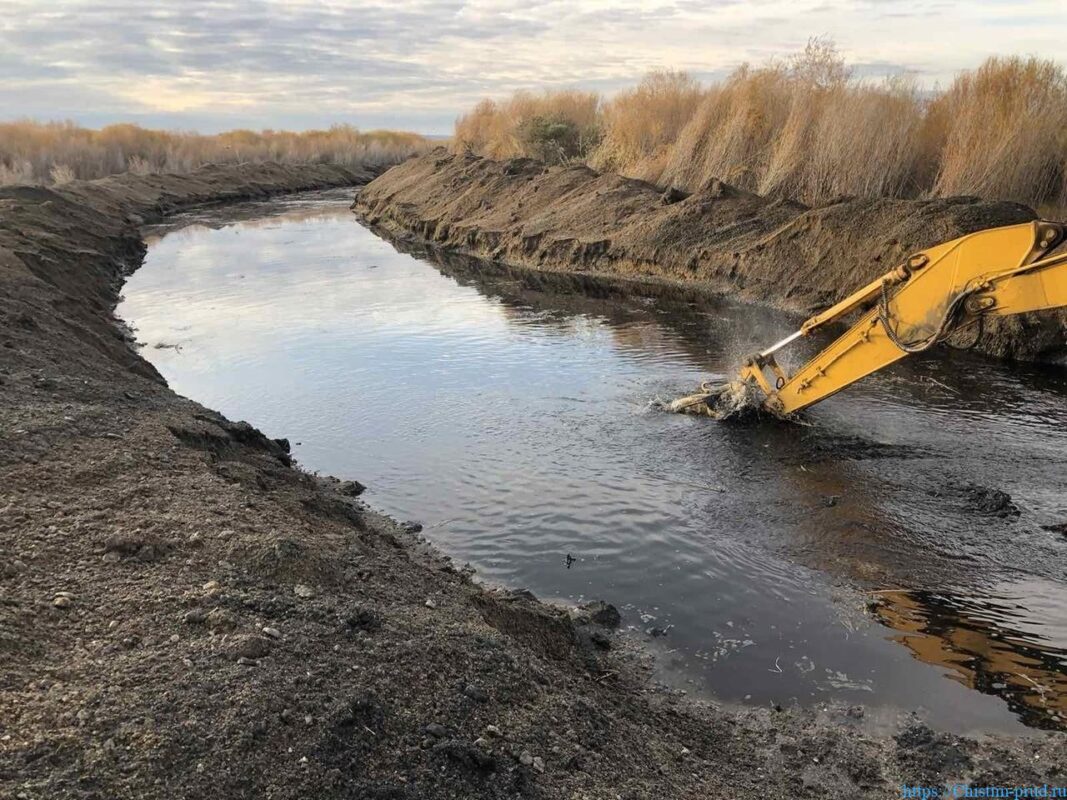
119 190 1067 733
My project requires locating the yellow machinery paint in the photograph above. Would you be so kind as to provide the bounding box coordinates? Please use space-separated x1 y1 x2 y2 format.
672 220 1067 417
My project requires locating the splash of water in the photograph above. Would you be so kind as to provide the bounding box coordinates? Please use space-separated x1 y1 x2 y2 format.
661 379 764 420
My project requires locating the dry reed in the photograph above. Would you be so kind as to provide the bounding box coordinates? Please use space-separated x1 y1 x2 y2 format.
452 41 1067 208
588 70 704 184
0 122 431 186
932 56 1067 206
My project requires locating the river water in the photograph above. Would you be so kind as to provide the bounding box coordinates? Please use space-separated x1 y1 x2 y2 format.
118 189 1067 734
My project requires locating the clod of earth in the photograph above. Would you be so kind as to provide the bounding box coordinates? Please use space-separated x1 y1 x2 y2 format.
578 600 621 629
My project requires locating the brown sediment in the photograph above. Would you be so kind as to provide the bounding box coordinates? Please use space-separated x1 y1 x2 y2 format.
355 148 1066 362
2 162 1066 799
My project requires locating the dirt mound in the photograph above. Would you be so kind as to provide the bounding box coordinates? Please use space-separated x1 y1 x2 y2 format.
356 149 1065 362
3 163 1066 799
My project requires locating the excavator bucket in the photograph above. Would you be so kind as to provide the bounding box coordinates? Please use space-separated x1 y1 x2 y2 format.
668 220 1067 419
667 380 759 419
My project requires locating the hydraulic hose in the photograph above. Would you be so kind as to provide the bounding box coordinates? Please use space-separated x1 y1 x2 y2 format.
877 280 981 354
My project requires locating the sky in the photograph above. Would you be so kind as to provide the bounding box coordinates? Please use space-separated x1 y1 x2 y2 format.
1 0 1064 135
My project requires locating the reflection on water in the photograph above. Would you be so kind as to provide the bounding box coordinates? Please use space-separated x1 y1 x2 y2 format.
121 189 1067 734
874 581 1067 730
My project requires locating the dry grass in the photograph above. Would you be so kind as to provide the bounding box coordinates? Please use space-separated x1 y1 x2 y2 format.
588 70 704 184
0 122 431 185
663 40 927 204
660 66 794 195
453 90 600 164
754 77 925 202
932 56 1067 206
453 41 1067 208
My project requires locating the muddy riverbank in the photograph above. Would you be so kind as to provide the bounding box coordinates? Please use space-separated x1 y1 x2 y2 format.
3 165 1066 799
355 149 1067 363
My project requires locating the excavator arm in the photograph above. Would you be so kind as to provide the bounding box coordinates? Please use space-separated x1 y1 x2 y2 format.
672 220 1067 418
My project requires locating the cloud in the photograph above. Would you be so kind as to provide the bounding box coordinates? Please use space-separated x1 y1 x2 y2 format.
1 0 1064 133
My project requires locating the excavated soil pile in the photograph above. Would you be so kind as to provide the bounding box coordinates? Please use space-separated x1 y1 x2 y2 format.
356 149 1066 362
3 163 1066 800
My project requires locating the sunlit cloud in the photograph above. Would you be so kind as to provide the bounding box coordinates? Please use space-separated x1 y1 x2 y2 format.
1 0 1064 133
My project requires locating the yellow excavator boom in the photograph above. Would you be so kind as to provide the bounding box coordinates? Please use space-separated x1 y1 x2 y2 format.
672 220 1067 418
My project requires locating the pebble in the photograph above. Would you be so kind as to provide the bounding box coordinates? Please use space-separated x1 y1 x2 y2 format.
236 656 257 666
519 751 534 767
532 756 545 773
102 551 121 564
169 634 180 643
485 724 502 737
183 609 208 625
474 737 489 748
424 598 437 609
294 584 314 599
202 580 220 593
52 595 72 609
262 626 282 639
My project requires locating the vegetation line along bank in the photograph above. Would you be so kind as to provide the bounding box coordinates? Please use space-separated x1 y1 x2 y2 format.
453 41 1067 209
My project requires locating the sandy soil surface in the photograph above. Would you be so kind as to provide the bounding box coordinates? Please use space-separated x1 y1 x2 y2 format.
2 163 1065 799
355 149 1067 362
